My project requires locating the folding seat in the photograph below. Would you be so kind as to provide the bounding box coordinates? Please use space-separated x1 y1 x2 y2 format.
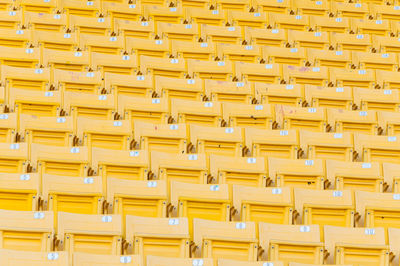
275 105 327 132
0 249 68 266
0 172 39 211
193 219 257 261
54 69 101 93
389 228 400 266
223 102 274 129
326 160 383 192
125 216 190 259
102 1 142 22
252 0 289 13
331 2 369 19
227 10 267 29
58 0 101 17
370 4 400 21
232 185 293 224
244 27 286 46
245 128 298 159
23 12 66 32
217 43 261 63
235 62 281 83
42 49 90 71
288 30 329 50
383 162 400 192
373 35 400 53
106 72 153 99
31 143 89 176
283 65 329 86
324 226 389 265
0 28 32 48
0 0 13 10
254 83 303 107
56 212 122 258
157 22 198 42
91 52 137 75
204 79 253 103
189 124 243 157
74 253 141 266
309 16 350 33
0 209 54 251
144 5 184 24
63 91 115 120
141 55 186 78
114 19 155 39
172 40 215 61
215 0 248 11
329 68 375 88
378 111 400 135
171 99 222 126
80 34 124 55
0 112 16 143
2 65 51 91
32 30 78 51
69 15 111 36
352 19 390 36
331 32 372 52
326 108 378 135
0 10 22 29
185 7 226 26
263 46 306 66
299 130 354 161
288 264 350 266
141 0 170 6
18 0 56 13
202 24 242 45
126 37 170 63
376 69 400 90
155 76 204 101
150 151 208 185
188 59 233 81
354 133 400 163
0 142 29 173
307 49 351 69
147 256 214 266
352 51 397 71
304 85 353 110
268 13 309 31
390 20 400 37
354 87 400 112
259 223 324 265
134 121 187 154
292 0 329 16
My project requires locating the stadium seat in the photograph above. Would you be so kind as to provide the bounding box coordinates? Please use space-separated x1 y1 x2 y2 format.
235 62 281 83
0 28 32 48
31 143 89 177
114 19 155 39
376 69 400 90
147 256 213 266
188 59 233 80
157 22 199 41
259 223 324 265
370 4 400 21
193 219 257 261
56 212 122 257
125 216 190 259
354 133 400 163
171 99 222 126
215 0 248 11
74 252 141 266
309 16 350 33
0 209 53 251
201 24 242 44
252 0 289 13
58 0 101 17
0 10 22 29
217 43 261 63
205 79 252 103
171 40 215 61
283 65 329 86
232 185 293 224
276 105 326 132
43 49 90 71
0 46 40 68
189 124 243 157
352 51 397 71
134 121 187 154
352 19 390 36
304 85 353 110
373 35 400 54
0 142 29 173
268 13 309 31
254 83 303 107
23 12 66 32
307 49 352 69
354 87 400 112
144 5 184 24
2 65 51 91
70 15 111 36
292 0 329 16
0 0 12 10
0 249 68 266
245 128 298 159
329 68 376 88
223 102 273 128
19 0 56 13
91 52 137 75
155 76 204 102
299 130 354 161
227 10 267 29
326 108 378 135
0 172 39 211
141 55 186 78
80 34 124 55
289 264 349 266
244 27 286 47
0 112 16 143
383 162 400 192
54 69 102 93
288 30 329 49
106 72 153 99
263 46 306 66
389 228 400 266
331 2 369 19
126 37 170 63
101 1 142 22
32 31 78 51
324 226 389 265
331 33 372 52
268 157 326 189
185 7 226 26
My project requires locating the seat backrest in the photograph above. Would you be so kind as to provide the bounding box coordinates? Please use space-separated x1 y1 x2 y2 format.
0 249 68 266
219 258 283 266
73 252 142 266
147 255 214 266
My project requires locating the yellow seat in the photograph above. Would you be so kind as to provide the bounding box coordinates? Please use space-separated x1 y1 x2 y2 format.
235 62 281 83
308 48 351 69
304 85 353 110
32 31 78 51
114 19 155 39
147 256 214 266
373 35 400 53
263 46 306 66
0 249 68 266
283 65 329 86
2 65 51 91
289 263 350 266
70 15 111 36
0 46 40 68
259 223 324 266
43 49 90 71
233 185 293 224
157 22 199 42
352 19 390 36
217 43 261 63
205 79 252 103
0 28 32 47
276 105 326 132
327 108 378 135
54 69 102 93
0 172 39 211
141 55 186 78
354 87 400 112
31 143 89 177
382 162 400 192
223 102 274 129
331 2 369 19
74 253 141 266
193 219 257 261
389 228 400 266
171 99 222 126
186 7 226 26
101 1 142 22
331 32 372 52
19 0 56 13
215 0 248 11
189 124 243 157
125 216 190 260
91 52 137 75
0 142 28 173
244 27 286 46
0 209 53 251
245 128 298 159
58 0 101 17
324 225 389 266
292 0 329 16
201 24 242 44
188 59 233 81
155 76 204 102
352 51 397 71
371 4 400 21
299 130 354 161
172 40 215 61
80 34 124 55
24 11 67 32
255 83 303 107
354 133 400 163
268 13 309 31
0 10 22 29
0 112 16 142
376 69 400 90
288 30 329 50
227 10 267 29
309 16 350 33
0 0 13 10
252 0 289 13
126 37 170 63
144 5 184 24
106 72 153 99
329 68 375 88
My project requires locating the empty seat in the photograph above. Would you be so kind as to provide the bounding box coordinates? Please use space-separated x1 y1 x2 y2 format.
0 112 16 143
331 32 372 52
0 142 29 173
32 31 78 51
147 256 213 266
101 1 141 22
155 76 204 101
74 253 141 266
269 13 309 31
254 83 303 107
227 10 267 29
223 102 273 129
179 0 209 8
193 219 257 261
292 0 329 16
126 37 170 63
352 19 390 36
259 223 323 265
353 87 400 112
289 264 350 266
299 130 354 161
0 172 39 211
43 49 90 71
106 72 153 99
144 5 184 24
218 43 261 63
307 48 352 68
233 185 293 224
253 0 289 13
186 7 226 26
235 62 281 83
244 27 286 46
0 0 12 10
378 111 400 135
0 249 68 266
0 46 40 68
201 24 242 44
329 68 375 88
58 0 101 17
205 79 252 103
352 51 397 71
245 128 298 159
0 9 21 29
389 228 400 266
157 22 199 42
19 0 56 13
2 65 51 91
354 133 400 163
376 69 400 90
304 85 353 110
24 11 67 32
172 40 215 61
114 19 155 39
215 0 248 11
383 162 400 192
54 69 102 93
263 46 306 66
0 28 32 48
327 108 378 135
288 30 329 49
80 34 124 55
371 4 400 21
331 2 369 19
276 105 326 132
188 59 233 80
171 99 222 126
141 55 186 78
0 209 53 251
91 52 137 75
309 16 350 33
70 15 111 36
324 226 389 265
283 65 329 86
374 35 400 54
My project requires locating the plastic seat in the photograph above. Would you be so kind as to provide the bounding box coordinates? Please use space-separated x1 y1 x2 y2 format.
389 228 400 266
378 111 400 135
354 87 400 112
233 185 293 224
0 28 32 47
58 0 101 17
376 69 400 90
352 51 397 71
223 102 273 129
172 40 215 60
0 0 13 10
299 130 354 161
134 121 187 154
106 73 153 99
80 34 124 55
193 219 257 261
155 76 204 101
263 46 306 66
70 15 111 36
2 65 51 91
205 80 252 103
235 62 281 83
32 31 78 51
56 212 122 258
288 30 329 49
352 19 390 36
189 124 243 157
283 65 329 86
292 0 329 16
331 2 369 19
268 13 309 31
227 10 267 29
126 37 170 64
373 35 400 54
255 83 303 107
0 46 40 68
43 49 90 71
74 253 141 266
331 32 372 52
244 27 286 46
276 105 326 132
307 49 351 69
370 4 400 21
259 223 324 265
309 16 350 33
101 1 142 22
185 7 226 26
0 10 22 29
217 43 261 63
141 0 170 6
144 5 184 24
354 133 400 163
188 59 233 81
19 0 56 13
0 112 16 143
201 24 242 44
140 55 186 78
171 99 222 126
215 0 248 11
324 226 389 265
327 108 378 135
54 69 102 93
0 209 53 251
23 11 67 32
245 128 298 159
0 249 68 266
0 172 39 211
157 22 199 41
329 68 376 88
91 52 137 75
304 85 353 110
114 19 155 39
252 0 289 13
383 162 400 192
0 142 29 173
125 216 190 260
147 256 214 266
